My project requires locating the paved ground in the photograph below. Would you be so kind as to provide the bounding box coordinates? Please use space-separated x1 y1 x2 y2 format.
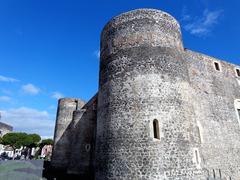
0 160 46 180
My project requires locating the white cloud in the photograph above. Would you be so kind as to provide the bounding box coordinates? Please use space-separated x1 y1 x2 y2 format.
0 75 19 83
181 6 191 21
0 96 11 102
94 50 100 59
22 84 40 95
0 107 55 138
51 92 64 99
182 8 223 36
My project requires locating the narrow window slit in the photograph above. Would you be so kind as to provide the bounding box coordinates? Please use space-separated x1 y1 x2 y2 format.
236 69 240 77
234 100 240 126
75 100 79 110
197 126 202 143
213 169 216 178
195 150 199 164
153 119 160 140
219 169 222 178
214 62 220 71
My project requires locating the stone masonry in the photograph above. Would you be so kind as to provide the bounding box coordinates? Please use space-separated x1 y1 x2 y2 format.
51 9 240 180
0 121 13 137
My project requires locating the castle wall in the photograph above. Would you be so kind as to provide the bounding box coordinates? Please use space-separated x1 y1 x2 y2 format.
50 8 240 180
95 9 205 180
67 94 97 178
0 122 13 137
184 50 240 179
51 98 85 170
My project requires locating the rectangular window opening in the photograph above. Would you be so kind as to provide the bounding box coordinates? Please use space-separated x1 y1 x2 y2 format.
214 62 220 71
197 126 202 143
195 150 199 164
219 169 222 178
153 119 160 140
236 69 240 77
237 109 240 119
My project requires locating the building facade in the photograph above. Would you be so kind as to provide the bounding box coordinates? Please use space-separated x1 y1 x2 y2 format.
0 121 13 137
0 121 13 156
51 9 240 180
41 145 52 159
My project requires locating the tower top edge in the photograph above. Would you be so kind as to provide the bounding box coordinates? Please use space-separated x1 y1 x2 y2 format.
58 98 85 103
102 8 181 34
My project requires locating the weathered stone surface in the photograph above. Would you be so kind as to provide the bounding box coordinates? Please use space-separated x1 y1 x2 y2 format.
0 121 13 137
96 8 203 180
51 98 85 170
51 8 240 180
67 95 97 178
184 50 240 180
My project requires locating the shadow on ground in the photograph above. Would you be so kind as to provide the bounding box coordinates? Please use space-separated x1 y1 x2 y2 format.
0 160 86 180
0 160 45 180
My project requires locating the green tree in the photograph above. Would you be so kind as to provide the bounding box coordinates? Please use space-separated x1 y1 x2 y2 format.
26 134 41 148
1 132 41 159
22 134 41 159
1 132 28 159
39 139 53 147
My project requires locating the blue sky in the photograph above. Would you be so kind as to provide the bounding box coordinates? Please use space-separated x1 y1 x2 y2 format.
0 0 239 138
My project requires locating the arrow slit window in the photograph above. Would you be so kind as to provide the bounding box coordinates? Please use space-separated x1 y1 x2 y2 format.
153 119 160 140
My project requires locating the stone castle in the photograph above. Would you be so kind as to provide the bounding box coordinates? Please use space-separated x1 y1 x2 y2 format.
0 121 13 137
51 9 240 180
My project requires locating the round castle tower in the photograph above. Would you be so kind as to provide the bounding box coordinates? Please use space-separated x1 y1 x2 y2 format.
96 9 201 179
51 98 85 170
